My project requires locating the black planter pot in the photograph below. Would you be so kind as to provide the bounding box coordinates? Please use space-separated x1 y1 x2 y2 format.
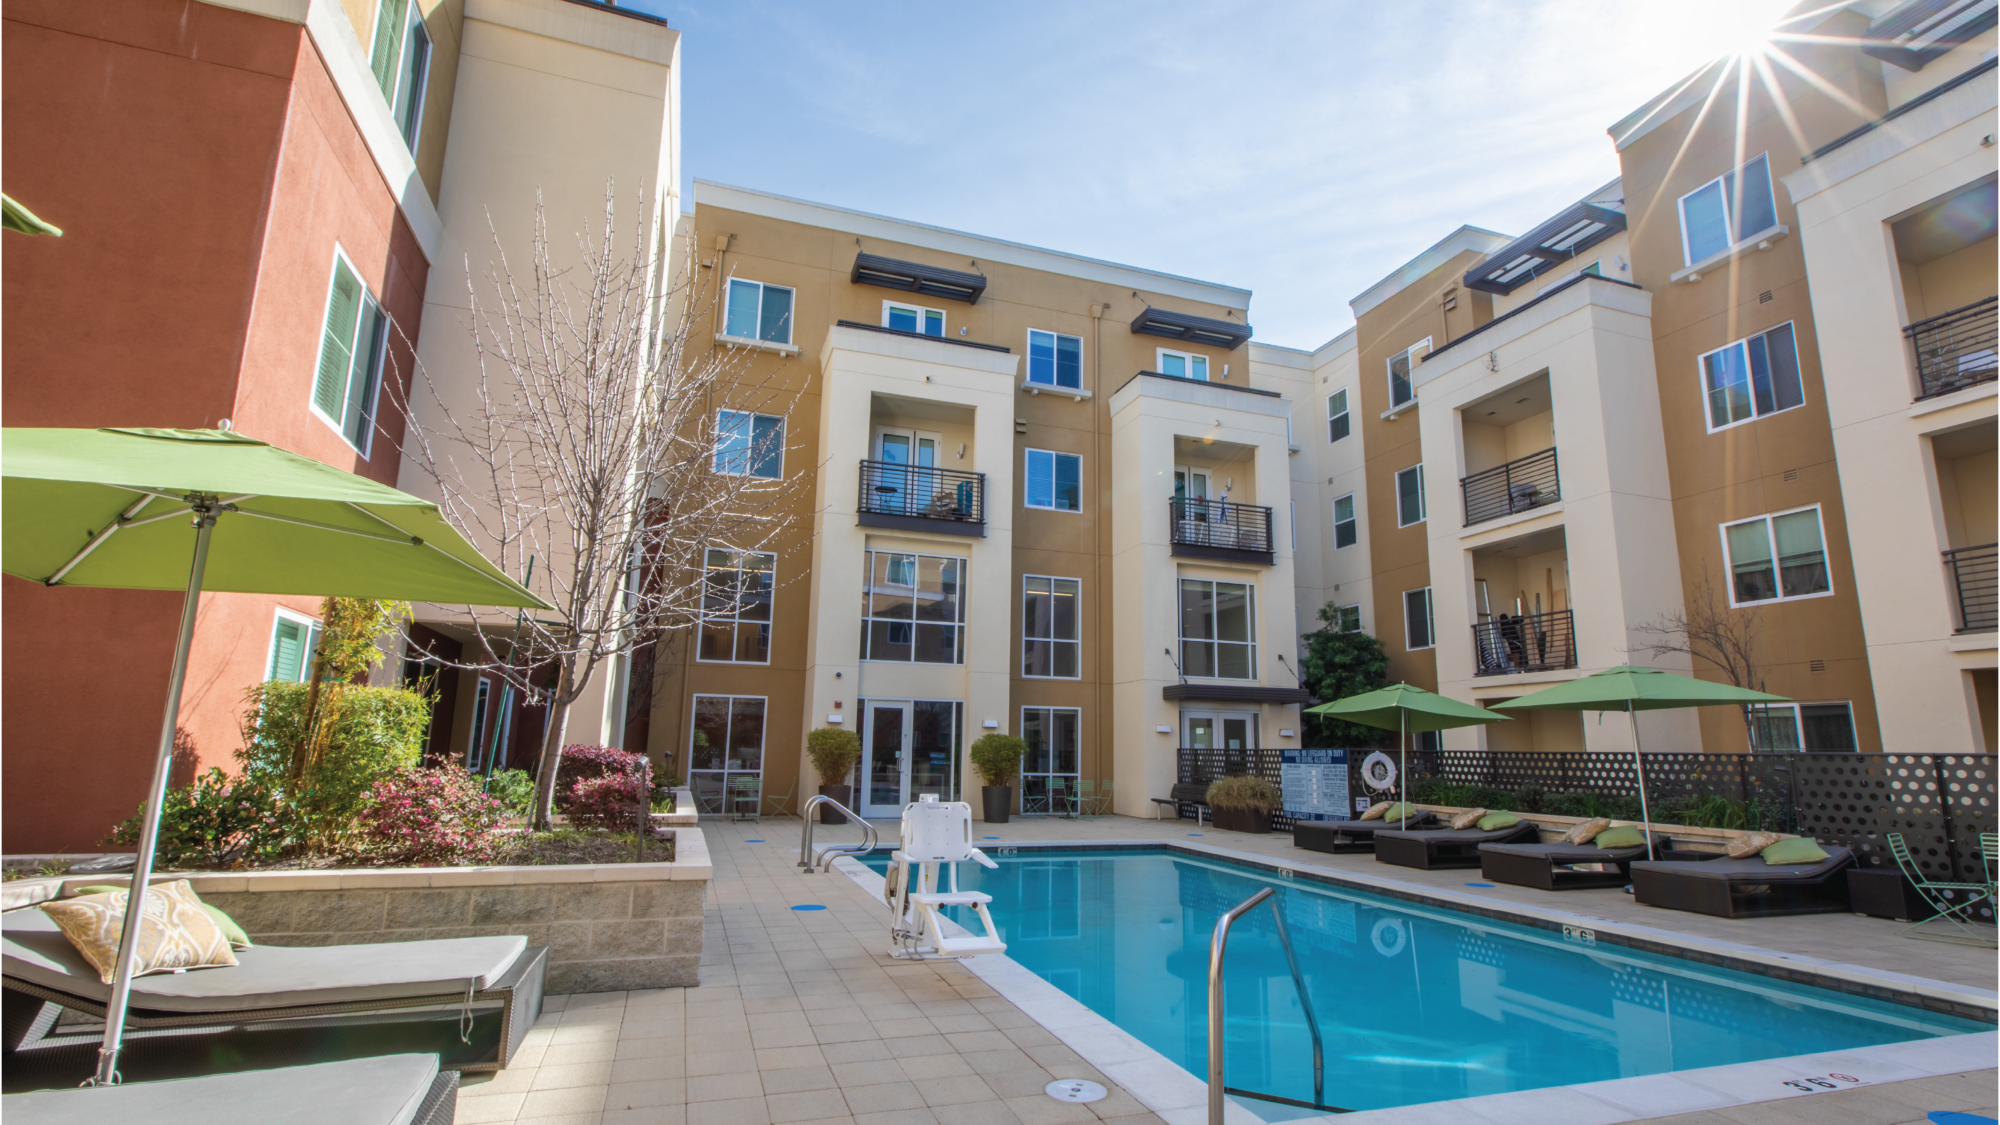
1212 806 1274 834
818 784 853 824
982 785 1013 824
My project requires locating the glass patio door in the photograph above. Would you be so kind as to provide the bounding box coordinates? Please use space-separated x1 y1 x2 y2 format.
861 701 911 818
1181 709 1259 776
875 428 942 516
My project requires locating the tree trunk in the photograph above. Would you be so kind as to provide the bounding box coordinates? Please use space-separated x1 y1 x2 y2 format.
530 662 577 830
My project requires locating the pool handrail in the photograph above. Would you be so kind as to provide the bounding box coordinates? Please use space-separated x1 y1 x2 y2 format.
798 794 879 873
1209 886 1340 1122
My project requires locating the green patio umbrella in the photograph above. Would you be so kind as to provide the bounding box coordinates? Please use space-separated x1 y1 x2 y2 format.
3 193 62 236
1304 683 1510 830
1 426 550 1086
1492 666 1790 860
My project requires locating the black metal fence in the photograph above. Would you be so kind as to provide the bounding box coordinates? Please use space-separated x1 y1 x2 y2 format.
1945 543 1997 634
857 459 984 525
1907 296 1997 400
1461 446 1560 527
1471 610 1576 675
1169 497 1273 555
1177 746 1299 831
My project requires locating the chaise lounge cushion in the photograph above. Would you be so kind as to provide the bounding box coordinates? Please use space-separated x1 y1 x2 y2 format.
2 1052 441 1125
3 906 526 1013
1631 846 1853 885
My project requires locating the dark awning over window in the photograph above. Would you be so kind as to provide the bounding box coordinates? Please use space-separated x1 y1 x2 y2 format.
1162 683 1312 705
1863 0 1997 71
851 253 987 304
1463 203 1627 295
1129 307 1252 350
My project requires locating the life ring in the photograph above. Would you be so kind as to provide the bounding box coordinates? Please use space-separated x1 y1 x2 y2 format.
1371 917 1407 958
1360 752 1398 793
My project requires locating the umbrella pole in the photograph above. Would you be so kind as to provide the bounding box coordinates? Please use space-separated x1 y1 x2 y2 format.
1399 710 1408 831
92 507 218 1086
1631 701 1654 863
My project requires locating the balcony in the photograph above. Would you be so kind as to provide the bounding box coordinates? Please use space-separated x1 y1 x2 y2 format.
1461 447 1560 527
1169 497 1273 565
1945 543 1997 633
1472 609 1577 676
1908 296 1997 400
857 460 985 538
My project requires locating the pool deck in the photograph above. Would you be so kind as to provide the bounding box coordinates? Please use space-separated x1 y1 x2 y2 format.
457 814 1997 1125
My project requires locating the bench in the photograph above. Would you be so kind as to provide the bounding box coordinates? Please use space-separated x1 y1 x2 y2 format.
1150 782 1212 824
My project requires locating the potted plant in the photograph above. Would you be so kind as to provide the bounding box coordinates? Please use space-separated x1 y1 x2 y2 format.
1206 775 1282 834
969 732 1025 823
805 727 861 824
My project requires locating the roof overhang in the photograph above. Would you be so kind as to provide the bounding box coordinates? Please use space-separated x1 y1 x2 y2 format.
1130 307 1253 350
1464 203 1627 294
1863 0 1998 71
851 252 986 304
1162 684 1312 705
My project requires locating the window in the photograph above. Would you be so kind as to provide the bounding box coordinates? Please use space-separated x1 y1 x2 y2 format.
1289 500 1297 550
1395 465 1426 527
466 677 493 771
1332 494 1357 549
1749 702 1857 752
1025 449 1081 511
311 250 389 456
1022 576 1081 678
1157 349 1209 381
699 548 775 663
1387 338 1430 409
1699 323 1804 431
1404 587 1434 651
724 279 794 345
1334 604 1362 633
689 695 766 814
1028 330 1083 388
368 0 409 98
1179 579 1256 679
266 609 321 683
713 410 784 478
885 301 944 337
389 10 429 147
1722 507 1831 606
1327 389 1350 442
1678 153 1779 265
1020 708 1081 816
860 550 966 663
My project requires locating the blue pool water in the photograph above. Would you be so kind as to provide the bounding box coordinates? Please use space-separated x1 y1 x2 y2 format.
862 849 1989 1111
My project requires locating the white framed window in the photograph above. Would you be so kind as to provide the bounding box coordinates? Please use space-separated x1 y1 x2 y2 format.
310 247 389 457
466 677 493 771
1028 329 1083 388
1403 587 1434 651
861 550 966 664
1388 338 1430 409
1748 701 1858 752
266 608 322 683
713 410 784 478
1678 153 1778 265
1721 506 1831 606
1157 348 1209 381
1699 322 1804 431
1020 708 1082 818
1022 576 1081 678
699 548 775 664
389 8 429 147
724 279 795 345
1334 604 1363 633
1332 494 1357 549
884 300 945 337
1179 579 1256 679
1395 464 1426 527
1327 389 1350 442
688 694 766 815
1025 448 1082 511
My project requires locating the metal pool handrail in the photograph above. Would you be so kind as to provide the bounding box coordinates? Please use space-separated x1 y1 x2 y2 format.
798 795 878 873
1209 886 1344 1123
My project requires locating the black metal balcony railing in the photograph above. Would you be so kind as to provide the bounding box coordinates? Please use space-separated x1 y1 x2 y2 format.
1908 296 1997 400
1945 543 1997 634
1170 497 1274 563
858 460 984 526
1472 609 1577 676
1461 446 1560 527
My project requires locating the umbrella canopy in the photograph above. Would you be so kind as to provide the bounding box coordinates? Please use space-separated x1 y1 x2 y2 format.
1487 665 1789 713
1304 682 1510 732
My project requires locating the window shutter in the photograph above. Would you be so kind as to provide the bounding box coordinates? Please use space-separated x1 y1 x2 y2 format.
315 262 364 420
370 0 408 96
344 300 387 448
269 618 304 682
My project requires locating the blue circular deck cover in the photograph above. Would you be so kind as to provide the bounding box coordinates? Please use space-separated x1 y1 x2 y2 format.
744 839 764 843
1465 882 1495 888
791 904 827 911
1929 1114 1997 1125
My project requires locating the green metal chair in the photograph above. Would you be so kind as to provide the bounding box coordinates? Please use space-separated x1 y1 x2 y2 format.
1091 778 1114 817
1075 779 1098 820
1886 831 1997 946
1047 777 1077 818
729 775 763 823
760 774 797 819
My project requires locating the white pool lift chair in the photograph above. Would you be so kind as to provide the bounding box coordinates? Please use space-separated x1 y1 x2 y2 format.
886 796 1006 960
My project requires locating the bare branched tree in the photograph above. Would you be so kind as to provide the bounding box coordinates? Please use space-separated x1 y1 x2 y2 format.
396 185 805 827
1631 564 1766 746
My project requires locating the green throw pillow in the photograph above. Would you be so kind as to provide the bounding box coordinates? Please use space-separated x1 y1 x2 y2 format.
1593 826 1647 849
1760 837 1830 866
73 884 251 949
1379 803 1417 822
1476 812 1520 831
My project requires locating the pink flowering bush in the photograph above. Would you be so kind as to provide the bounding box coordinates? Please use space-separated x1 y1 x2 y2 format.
553 744 651 820
565 771 651 831
358 764 505 866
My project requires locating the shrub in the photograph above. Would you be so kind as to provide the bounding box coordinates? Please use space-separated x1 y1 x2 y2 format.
484 769 536 817
238 681 429 845
107 767 303 870
969 733 1025 787
552 745 650 815
1298 612 1393 749
1206 775 1282 813
804 727 861 786
357 765 506 866
567 772 651 831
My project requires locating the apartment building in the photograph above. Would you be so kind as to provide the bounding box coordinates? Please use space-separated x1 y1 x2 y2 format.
0 0 678 853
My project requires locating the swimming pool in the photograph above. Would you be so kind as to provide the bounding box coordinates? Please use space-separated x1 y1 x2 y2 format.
860 848 1989 1113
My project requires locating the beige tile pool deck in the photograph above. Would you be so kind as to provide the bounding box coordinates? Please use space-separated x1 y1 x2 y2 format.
456 814 1998 1125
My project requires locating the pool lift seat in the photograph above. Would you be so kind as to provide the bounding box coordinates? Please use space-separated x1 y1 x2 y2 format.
887 796 1006 960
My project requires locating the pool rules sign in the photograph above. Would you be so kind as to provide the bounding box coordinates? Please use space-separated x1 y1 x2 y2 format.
1280 749 1350 822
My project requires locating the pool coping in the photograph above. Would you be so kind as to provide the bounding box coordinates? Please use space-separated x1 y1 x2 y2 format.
824 839 1997 1125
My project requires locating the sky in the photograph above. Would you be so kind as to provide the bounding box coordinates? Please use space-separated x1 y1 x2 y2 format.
618 0 1796 350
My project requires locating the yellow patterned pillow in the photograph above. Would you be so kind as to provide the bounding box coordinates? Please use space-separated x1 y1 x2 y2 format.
38 880 238 984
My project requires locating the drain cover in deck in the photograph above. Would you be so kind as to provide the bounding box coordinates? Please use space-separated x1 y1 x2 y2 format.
1046 1080 1107 1103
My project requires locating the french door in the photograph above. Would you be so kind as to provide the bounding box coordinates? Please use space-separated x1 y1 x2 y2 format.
1182 709 1259 776
874 427 943 517
859 699 961 818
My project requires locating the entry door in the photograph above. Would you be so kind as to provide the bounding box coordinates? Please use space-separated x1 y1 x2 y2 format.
861 701 911 818
1181 709 1260 774
875 428 942 516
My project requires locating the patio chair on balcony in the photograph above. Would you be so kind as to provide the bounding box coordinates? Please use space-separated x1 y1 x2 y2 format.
729 776 762 822
1886 831 1997 946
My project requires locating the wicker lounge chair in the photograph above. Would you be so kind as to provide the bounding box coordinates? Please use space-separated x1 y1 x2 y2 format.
2 906 545 1084
1479 835 1699 890
1293 811 1438 855
3 1052 457 1124
1630 846 1856 918
1374 821 1541 870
